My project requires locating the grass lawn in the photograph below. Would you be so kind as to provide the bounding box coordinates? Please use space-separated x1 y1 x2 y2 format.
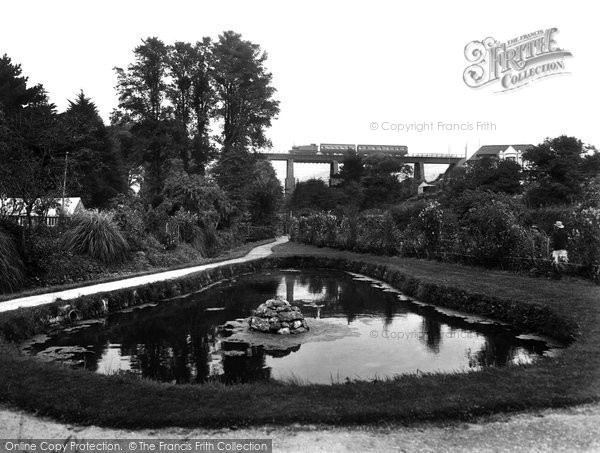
0 240 598 429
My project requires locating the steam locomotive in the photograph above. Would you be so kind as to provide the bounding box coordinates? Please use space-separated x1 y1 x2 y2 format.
290 143 408 157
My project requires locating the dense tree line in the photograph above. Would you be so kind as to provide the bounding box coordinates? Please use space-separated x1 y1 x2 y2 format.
111 33 280 212
0 31 282 226
0 32 283 293
288 136 600 215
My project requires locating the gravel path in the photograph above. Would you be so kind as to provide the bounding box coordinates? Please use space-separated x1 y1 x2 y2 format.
1 404 599 452
0 237 288 313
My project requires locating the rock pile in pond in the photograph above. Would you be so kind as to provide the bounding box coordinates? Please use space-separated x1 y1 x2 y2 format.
249 298 309 334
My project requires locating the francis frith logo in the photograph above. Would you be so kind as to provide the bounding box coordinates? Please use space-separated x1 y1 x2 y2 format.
463 28 572 92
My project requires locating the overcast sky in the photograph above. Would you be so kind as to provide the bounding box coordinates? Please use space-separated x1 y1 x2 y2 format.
1 0 597 182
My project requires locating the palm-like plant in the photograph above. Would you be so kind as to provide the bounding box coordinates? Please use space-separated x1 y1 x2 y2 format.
0 228 24 293
63 210 129 264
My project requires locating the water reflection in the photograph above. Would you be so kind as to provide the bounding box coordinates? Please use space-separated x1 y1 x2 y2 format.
24 269 556 385
421 317 442 354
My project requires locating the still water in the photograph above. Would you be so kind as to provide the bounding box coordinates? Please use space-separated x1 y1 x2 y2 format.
24 269 557 385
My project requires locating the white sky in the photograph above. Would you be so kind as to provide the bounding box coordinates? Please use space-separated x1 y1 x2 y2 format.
1 0 598 182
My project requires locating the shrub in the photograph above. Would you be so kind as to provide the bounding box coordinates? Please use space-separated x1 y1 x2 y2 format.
569 207 600 275
245 225 277 242
63 210 130 264
292 212 401 255
108 195 148 252
289 197 598 281
355 214 400 255
454 195 526 267
400 201 445 258
28 251 105 287
167 210 205 251
0 227 25 293
389 198 429 230
0 218 25 257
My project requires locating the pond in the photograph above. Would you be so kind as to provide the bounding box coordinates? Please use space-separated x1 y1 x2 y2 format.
22 269 561 385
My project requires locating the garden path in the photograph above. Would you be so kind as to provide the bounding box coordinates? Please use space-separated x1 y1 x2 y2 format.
1 403 598 452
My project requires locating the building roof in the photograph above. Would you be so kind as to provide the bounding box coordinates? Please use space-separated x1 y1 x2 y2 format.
472 144 534 158
1 198 85 217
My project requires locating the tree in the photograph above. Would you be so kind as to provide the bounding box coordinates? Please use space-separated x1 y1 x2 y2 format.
113 37 178 206
287 179 344 212
338 151 364 186
524 136 600 206
457 156 522 195
113 37 170 124
0 55 65 226
212 31 280 153
245 159 283 226
156 160 233 253
112 33 282 226
160 160 232 227
167 39 215 173
210 32 280 216
360 154 412 209
0 54 46 115
62 91 127 208
211 148 259 212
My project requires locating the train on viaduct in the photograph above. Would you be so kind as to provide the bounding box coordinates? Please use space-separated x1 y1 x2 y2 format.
259 144 463 194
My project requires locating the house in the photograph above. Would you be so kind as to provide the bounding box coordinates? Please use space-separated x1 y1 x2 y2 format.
417 181 436 194
470 144 534 166
0 197 85 227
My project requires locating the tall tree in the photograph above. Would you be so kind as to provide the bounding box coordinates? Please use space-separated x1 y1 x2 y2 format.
167 39 215 173
0 55 65 226
0 54 46 115
114 37 170 123
62 91 127 208
212 31 280 154
113 37 178 206
211 32 279 213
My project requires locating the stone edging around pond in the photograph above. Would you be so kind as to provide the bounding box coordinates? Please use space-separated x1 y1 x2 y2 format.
0 255 579 345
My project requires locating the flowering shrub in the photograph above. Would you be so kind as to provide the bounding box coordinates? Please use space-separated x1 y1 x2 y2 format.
108 195 147 251
317 213 339 247
569 207 600 278
291 212 400 254
454 198 526 266
354 213 400 255
290 197 600 281
400 201 445 258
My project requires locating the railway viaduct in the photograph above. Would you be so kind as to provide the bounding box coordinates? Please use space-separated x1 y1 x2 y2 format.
259 150 464 193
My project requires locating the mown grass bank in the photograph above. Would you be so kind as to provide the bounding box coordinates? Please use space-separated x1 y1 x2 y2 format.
0 241 598 428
